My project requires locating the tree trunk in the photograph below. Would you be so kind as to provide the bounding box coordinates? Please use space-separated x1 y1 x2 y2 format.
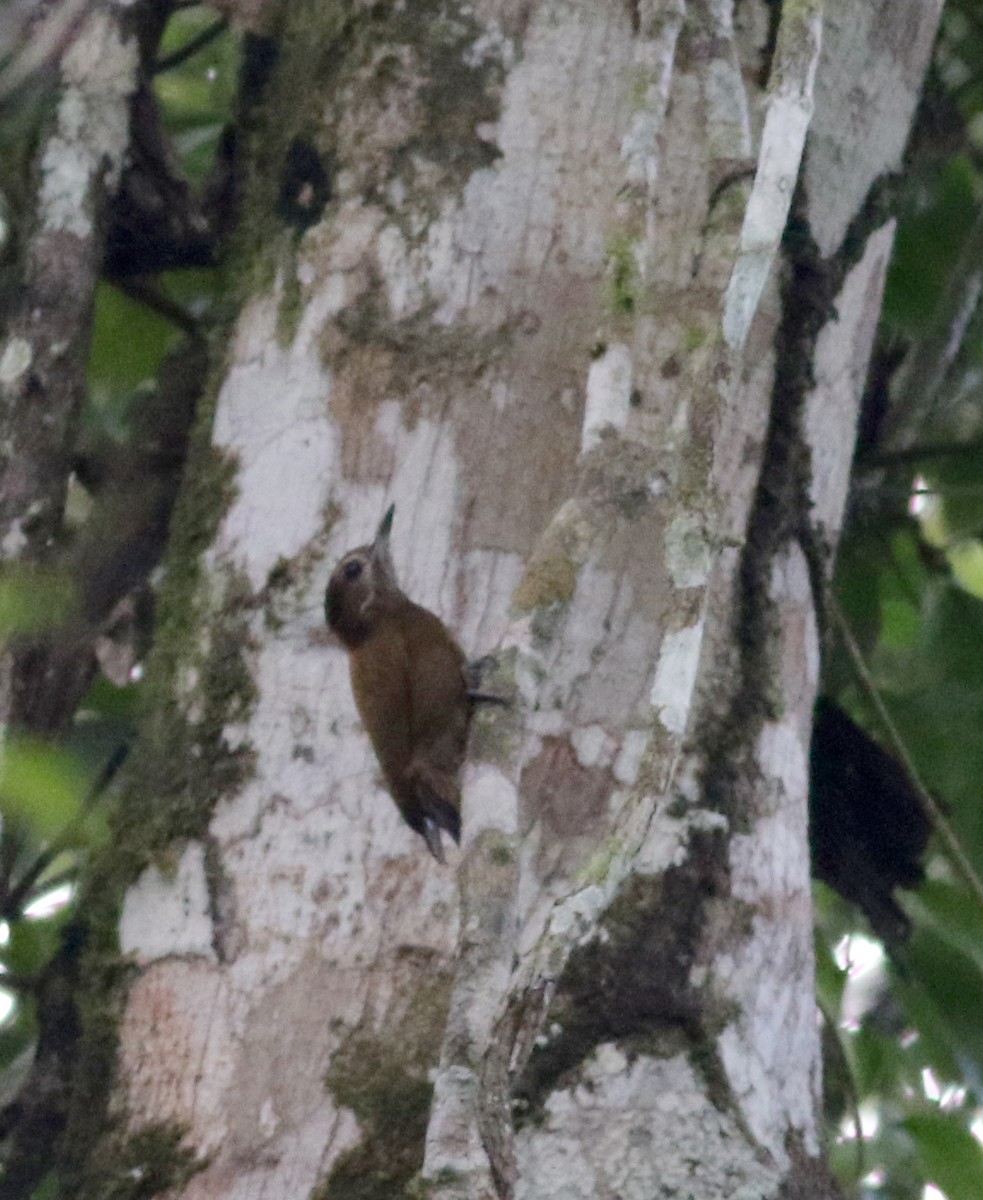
60 0 942 1196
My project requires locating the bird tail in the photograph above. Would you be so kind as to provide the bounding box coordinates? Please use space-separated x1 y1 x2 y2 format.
405 760 461 862
421 818 447 864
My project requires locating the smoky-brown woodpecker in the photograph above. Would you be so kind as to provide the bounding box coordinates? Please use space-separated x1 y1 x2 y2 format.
325 505 470 862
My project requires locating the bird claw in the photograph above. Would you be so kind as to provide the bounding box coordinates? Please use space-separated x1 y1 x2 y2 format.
465 655 512 706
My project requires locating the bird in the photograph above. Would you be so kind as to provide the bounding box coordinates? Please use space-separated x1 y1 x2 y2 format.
325 505 471 862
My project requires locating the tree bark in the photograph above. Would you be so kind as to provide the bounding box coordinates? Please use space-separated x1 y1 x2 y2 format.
58 0 942 1197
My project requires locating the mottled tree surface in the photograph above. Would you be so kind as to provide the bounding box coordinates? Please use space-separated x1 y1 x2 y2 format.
0 1 945 1198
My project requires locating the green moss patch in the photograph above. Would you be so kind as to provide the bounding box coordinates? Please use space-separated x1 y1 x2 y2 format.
316 953 452 1200
605 233 639 316
73 1122 205 1200
513 555 578 612
318 1049 433 1200
235 0 505 312
45 326 256 1193
513 830 729 1122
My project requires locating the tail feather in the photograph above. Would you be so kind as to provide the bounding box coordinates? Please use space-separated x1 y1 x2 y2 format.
421 818 447 864
404 760 461 858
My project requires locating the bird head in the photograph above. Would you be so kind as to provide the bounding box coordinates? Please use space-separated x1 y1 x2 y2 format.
325 504 401 646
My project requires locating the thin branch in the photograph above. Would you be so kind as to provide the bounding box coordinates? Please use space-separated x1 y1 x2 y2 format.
830 595 983 915
0 743 128 921
153 17 227 75
0 0 92 103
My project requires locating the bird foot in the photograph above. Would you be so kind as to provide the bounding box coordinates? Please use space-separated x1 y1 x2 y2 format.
465 655 513 706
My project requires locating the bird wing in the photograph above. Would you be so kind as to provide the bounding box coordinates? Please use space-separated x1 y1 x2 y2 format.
349 619 414 783
401 603 469 771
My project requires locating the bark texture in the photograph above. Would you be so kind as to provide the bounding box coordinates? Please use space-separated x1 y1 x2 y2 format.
64 0 942 1197
0 3 138 734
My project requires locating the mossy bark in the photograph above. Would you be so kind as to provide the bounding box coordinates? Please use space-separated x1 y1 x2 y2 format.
42 2 942 1199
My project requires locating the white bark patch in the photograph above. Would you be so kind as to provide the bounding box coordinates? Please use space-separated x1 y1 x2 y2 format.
369 5 627 329
423 1065 488 1179
515 1049 780 1199
650 619 704 735
620 0 686 194
118 955 362 1172
0 338 31 384
635 799 728 877
212 616 459 945
120 843 215 963
707 540 821 1155
807 0 943 255
723 2 822 349
39 7 137 237
462 762 518 840
613 729 648 786
713 708 819 1157
211 296 336 591
571 724 616 769
756 716 809 808
459 547 525 653
534 561 658 727
806 223 895 537
582 344 633 453
703 48 753 162
547 885 607 943
770 544 821 723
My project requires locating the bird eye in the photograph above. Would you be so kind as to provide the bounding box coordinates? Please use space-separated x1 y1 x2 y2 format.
343 559 363 581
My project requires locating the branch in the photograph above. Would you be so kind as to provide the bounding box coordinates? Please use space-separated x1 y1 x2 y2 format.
153 17 227 75
0 4 138 735
0 0 92 103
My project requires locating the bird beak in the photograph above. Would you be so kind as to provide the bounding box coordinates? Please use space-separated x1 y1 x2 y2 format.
372 504 399 587
374 504 395 550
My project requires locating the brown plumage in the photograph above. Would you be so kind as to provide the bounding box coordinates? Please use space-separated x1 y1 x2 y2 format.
325 505 470 862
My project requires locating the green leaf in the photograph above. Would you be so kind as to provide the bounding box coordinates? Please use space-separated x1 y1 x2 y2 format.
895 927 983 1090
883 157 980 335
0 993 36 1062
0 738 87 841
28 1175 60 1200
87 282 178 410
928 453 983 544
947 539 983 599
852 1024 911 1099
3 915 64 976
905 1110 983 1200
911 879 983 972
0 567 75 645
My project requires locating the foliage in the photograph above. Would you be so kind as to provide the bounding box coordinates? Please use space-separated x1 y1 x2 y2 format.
0 1 241 1162
818 5 983 1198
